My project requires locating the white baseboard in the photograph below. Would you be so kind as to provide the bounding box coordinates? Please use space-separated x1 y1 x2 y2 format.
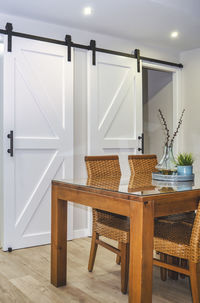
73 228 90 239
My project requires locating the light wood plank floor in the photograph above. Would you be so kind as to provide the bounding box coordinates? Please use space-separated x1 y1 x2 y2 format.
0 238 192 303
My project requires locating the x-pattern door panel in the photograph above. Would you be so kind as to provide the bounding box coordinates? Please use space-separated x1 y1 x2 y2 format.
3 37 73 250
88 52 142 155
87 52 142 233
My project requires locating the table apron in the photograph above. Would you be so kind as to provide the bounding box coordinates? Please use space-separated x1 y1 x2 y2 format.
154 196 199 218
57 186 130 217
54 184 200 219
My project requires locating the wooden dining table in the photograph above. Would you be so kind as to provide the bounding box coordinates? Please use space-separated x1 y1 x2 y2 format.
50 175 200 303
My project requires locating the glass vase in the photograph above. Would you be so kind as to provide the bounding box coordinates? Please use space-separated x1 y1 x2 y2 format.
156 145 177 175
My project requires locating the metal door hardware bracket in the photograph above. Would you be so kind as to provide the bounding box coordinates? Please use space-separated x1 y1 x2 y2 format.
90 40 96 65
138 133 144 154
5 22 13 52
65 34 72 62
7 130 14 157
134 49 140 72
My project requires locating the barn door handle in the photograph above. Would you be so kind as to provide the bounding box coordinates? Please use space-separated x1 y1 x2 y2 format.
7 130 14 157
138 133 144 154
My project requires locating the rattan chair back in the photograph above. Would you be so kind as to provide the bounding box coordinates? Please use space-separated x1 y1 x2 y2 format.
87 175 121 191
190 202 200 263
85 155 122 224
128 154 158 175
128 173 155 192
85 155 121 178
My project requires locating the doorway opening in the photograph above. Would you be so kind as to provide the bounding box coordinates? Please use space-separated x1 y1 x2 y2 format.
142 67 173 162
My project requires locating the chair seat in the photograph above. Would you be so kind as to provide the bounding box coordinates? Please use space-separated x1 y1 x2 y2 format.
96 216 130 243
96 209 127 221
154 221 192 260
157 211 195 225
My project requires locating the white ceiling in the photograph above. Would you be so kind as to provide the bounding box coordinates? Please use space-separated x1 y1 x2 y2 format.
0 0 200 51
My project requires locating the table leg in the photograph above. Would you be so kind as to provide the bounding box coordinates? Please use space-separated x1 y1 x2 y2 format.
51 185 68 287
129 200 154 303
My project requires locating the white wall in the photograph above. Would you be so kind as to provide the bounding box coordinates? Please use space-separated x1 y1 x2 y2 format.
143 69 173 161
0 12 180 62
0 11 181 237
180 48 200 175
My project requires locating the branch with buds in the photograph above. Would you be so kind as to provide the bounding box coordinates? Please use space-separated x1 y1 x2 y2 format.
158 108 170 146
169 109 185 147
158 109 185 147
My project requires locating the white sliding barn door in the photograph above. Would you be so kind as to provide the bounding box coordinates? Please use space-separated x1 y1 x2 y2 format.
87 52 142 234
87 53 142 167
2 37 73 250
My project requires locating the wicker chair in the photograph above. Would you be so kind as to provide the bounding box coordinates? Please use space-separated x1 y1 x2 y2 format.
128 154 170 280
128 154 196 281
85 155 129 294
128 154 195 226
154 202 200 302
128 155 193 281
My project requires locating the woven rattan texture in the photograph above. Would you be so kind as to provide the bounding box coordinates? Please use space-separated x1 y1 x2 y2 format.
128 154 158 175
128 154 157 192
158 212 195 225
94 211 129 243
154 221 192 260
154 202 200 263
87 176 121 191
128 172 155 191
85 158 121 178
85 155 129 244
190 202 200 263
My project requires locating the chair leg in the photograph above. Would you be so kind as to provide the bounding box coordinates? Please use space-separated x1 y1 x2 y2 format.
88 231 99 272
160 253 167 281
168 256 179 280
180 259 187 279
189 262 200 303
121 242 129 294
116 242 121 265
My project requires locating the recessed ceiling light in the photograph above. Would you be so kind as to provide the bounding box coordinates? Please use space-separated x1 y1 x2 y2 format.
83 6 93 16
171 31 179 38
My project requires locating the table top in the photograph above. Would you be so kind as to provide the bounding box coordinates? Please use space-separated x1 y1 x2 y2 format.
53 173 200 197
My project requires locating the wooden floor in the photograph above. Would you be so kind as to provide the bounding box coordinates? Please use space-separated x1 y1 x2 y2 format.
0 238 192 303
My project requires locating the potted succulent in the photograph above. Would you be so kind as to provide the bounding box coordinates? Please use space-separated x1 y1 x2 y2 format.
175 153 194 176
